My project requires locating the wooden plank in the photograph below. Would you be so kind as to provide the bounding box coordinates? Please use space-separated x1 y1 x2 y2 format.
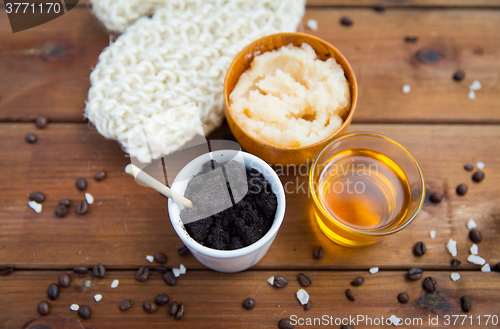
0 270 498 328
306 0 500 7
1 8 500 123
0 123 499 270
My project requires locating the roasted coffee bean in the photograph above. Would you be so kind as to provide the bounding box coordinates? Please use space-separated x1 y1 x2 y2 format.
154 252 167 264
76 178 87 191
416 49 440 64
351 277 364 287
472 171 484 183
136 266 149 282
304 301 312 310
423 277 437 292
164 272 176 286
456 184 468 196
54 205 67 218
59 273 71 287
298 273 312 287
461 295 471 312
75 201 88 215
25 133 37 143
408 268 423 280
0 264 13 276
340 16 353 26
169 301 179 316
59 199 71 207
94 171 106 181
155 266 168 273
451 259 461 267
38 301 50 315
429 192 443 204
464 164 473 171
374 3 386 12
143 301 157 313
47 283 59 300
178 245 190 256
414 241 427 256
278 318 294 329
453 70 466 82
243 298 255 310
93 263 105 278
313 246 324 259
345 289 355 301
469 229 482 243
405 36 419 43
175 303 185 320
273 276 288 288
398 292 409 304
29 192 45 203
36 117 48 129
73 267 88 275
493 263 500 272
341 326 354 329
155 294 169 306
119 299 133 311
78 305 91 319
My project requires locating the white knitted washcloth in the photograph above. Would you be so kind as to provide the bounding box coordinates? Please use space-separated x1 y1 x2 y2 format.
86 0 305 163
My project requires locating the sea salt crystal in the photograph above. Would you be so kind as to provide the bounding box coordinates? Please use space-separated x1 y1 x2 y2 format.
296 289 310 305
389 315 402 326
482 264 491 272
28 201 42 213
468 90 476 100
447 239 458 257
306 19 318 31
267 276 275 285
402 85 411 94
470 244 478 255
70 304 79 311
85 193 94 205
179 264 186 274
94 294 102 302
451 273 461 281
467 219 477 229
430 230 436 239
476 161 485 170
172 268 181 277
468 254 486 266
369 267 379 274
111 279 119 288
469 80 482 91
146 255 154 263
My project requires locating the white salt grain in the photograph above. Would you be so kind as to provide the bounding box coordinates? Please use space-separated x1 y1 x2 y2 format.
467 219 477 229
451 273 461 281
94 294 102 302
28 201 42 213
70 304 79 311
389 315 402 326
482 264 491 272
430 230 436 239
468 90 476 100
146 255 154 263
296 289 310 305
179 264 186 274
111 279 119 288
85 193 94 204
470 244 478 255
468 254 486 266
402 85 411 94
469 80 482 91
369 267 379 274
172 268 181 277
267 276 275 285
306 19 318 31
447 239 458 257
476 161 485 170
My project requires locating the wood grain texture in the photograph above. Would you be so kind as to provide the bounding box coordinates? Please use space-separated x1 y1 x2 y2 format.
0 123 498 270
0 270 498 329
306 0 500 7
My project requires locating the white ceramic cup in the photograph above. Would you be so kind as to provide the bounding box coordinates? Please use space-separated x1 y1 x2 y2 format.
168 150 286 273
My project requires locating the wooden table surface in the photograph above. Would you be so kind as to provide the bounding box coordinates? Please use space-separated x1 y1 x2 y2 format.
1 1 499 328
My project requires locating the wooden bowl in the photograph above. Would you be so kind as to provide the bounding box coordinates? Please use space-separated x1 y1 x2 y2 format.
223 32 358 165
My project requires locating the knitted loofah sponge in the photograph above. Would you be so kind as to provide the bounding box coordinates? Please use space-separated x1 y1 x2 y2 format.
86 0 305 163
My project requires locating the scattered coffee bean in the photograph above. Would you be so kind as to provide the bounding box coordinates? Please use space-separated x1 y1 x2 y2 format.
405 36 419 43
169 301 179 316
374 3 386 12
0 264 13 276
340 16 353 26
304 300 312 310
243 298 255 310
493 263 500 272
47 283 59 300
93 263 105 278
143 301 157 314
313 246 324 259
298 273 312 287
35 117 48 129
464 164 473 171
175 303 185 320
453 70 466 82
94 171 107 181
423 277 437 292
73 267 88 275
341 326 354 329
397 292 409 304
155 266 168 273
59 199 71 207
29 192 45 203
350 277 364 287
25 133 37 143
54 205 67 218
274 276 288 288
408 268 423 280
345 289 355 301
136 266 149 282
472 171 484 183
38 301 50 315
456 184 468 196
460 295 471 312
451 259 461 267
76 178 87 191
78 305 91 319
59 273 71 287
416 49 440 64
75 201 88 215
278 318 294 329
154 252 167 264
429 192 442 204
469 229 482 243
164 272 176 286
119 299 133 311
178 245 190 256
155 294 169 306
414 241 427 256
